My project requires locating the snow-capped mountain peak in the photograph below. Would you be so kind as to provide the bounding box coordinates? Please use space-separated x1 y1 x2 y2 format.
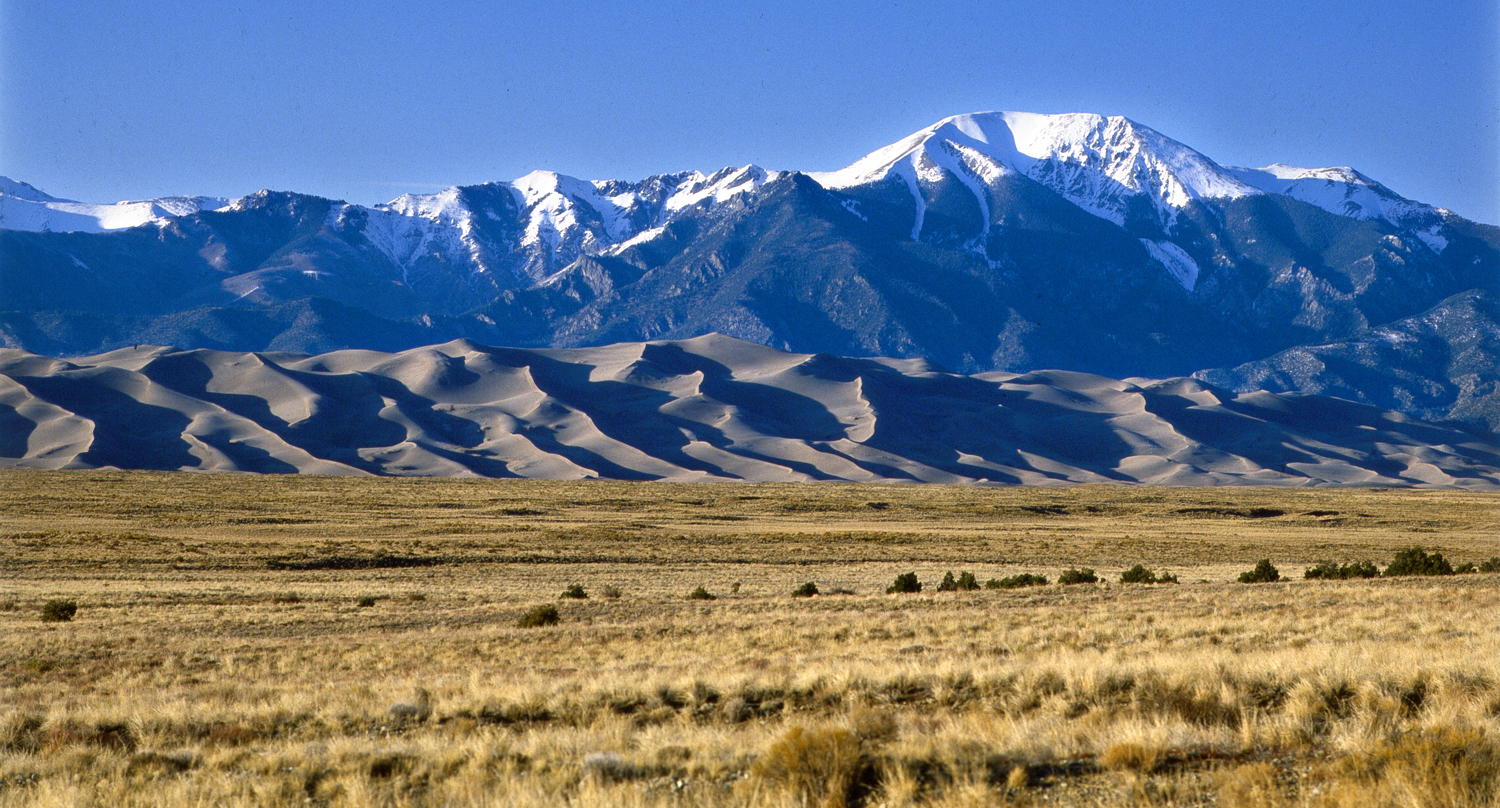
813 111 1260 229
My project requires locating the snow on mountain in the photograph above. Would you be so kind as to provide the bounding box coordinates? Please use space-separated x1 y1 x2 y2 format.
812 112 1261 230
0 177 59 202
0 177 228 233
1227 163 1441 234
1141 239 1201 291
508 165 778 253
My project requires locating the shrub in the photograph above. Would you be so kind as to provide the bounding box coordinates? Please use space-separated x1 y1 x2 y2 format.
1238 559 1280 583
791 582 819 598
356 596 377 608
986 573 1049 589
956 571 980 591
517 604 560 628
1058 568 1098 585
1456 562 1478 574
560 584 588 599
40 600 77 623
886 572 921 594
688 586 716 600
1120 565 1175 584
601 585 622 599
1384 548 1455 577
1480 557 1500 573
1305 560 1379 580
936 571 958 591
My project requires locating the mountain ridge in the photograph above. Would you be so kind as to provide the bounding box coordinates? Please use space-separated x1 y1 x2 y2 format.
3 110 1496 437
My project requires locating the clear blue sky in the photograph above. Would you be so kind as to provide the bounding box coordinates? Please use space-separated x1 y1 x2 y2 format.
4 0 1497 224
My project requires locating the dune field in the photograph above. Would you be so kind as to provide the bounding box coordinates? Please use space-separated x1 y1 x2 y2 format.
2 335 1499 487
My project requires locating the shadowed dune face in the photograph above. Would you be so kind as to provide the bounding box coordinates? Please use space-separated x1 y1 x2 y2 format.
1 334 1497 486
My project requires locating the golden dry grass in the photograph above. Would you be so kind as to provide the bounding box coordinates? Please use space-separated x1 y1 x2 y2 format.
2 470 1499 806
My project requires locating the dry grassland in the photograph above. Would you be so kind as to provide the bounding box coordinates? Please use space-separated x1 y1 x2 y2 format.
2 470 1499 806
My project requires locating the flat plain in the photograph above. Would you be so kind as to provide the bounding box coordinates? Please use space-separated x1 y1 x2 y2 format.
2 470 1499 806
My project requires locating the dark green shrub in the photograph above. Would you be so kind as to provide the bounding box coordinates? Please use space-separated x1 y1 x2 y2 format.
1480 558 1500 573
356 596 377 608
886 572 921 594
1305 560 1380 580
40 600 77 623
956 571 980 591
1119 566 1177 585
517 604 560 628
688 586 716 601
1058 568 1098 585
791 582 819 598
1238 559 1280 583
936 571 959 592
561 584 588 599
1384 548 1454 577
985 573 1049 589
1456 562 1478 574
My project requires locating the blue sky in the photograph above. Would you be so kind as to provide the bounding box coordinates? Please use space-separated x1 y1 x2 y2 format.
4 0 1497 224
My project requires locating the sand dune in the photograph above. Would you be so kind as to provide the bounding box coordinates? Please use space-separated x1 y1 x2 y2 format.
1 334 1497 486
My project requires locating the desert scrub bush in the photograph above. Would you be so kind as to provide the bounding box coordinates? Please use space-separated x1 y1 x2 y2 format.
1304 560 1379 579
687 586 716 600
356 595 377 607
791 582 819 598
1384 547 1455 577
1238 559 1281 583
560 583 588 599
1480 557 1500 573
1120 565 1176 584
886 572 921 594
986 573 1049 589
1058 567 1098 585
517 604 560 628
936 571 979 591
40 599 77 622
601 584 622 599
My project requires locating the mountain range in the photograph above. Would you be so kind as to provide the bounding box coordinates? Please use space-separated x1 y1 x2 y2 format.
3 111 1498 443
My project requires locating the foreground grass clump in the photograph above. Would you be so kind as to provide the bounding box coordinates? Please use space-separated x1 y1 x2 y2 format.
39 599 77 623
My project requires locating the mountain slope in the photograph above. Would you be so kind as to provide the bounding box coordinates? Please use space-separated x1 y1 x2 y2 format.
2 112 1496 435
2 335 1495 486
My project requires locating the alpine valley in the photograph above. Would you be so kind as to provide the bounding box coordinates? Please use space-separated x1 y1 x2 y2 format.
3 111 1498 481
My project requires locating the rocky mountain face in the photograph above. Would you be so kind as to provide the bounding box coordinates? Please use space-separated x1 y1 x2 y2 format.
3 111 1496 436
